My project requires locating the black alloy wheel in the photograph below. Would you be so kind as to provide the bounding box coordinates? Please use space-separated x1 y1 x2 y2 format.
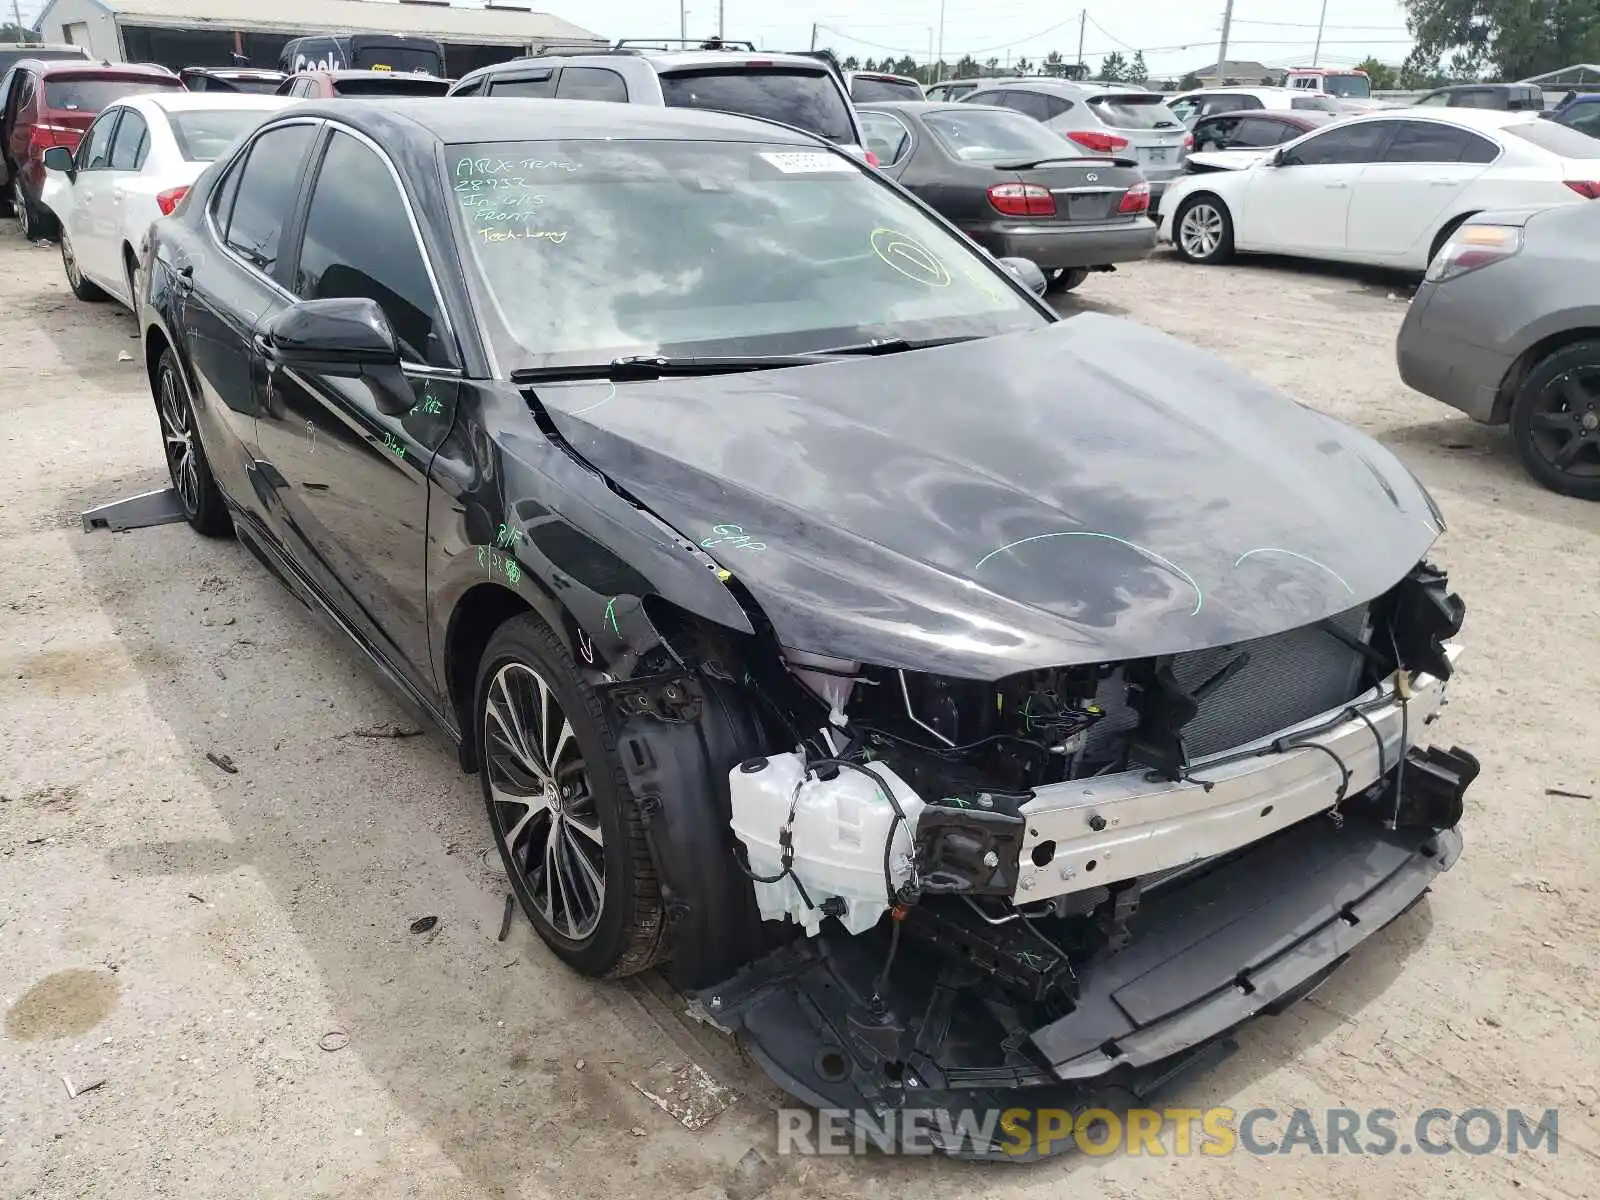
475 614 668 978
1511 342 1600 501
155 348 232 535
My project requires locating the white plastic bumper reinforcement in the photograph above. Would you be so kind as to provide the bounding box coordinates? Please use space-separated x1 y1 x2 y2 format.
1012 644 1461 904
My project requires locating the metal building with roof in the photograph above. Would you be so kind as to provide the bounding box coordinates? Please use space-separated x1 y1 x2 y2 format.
33 0 605 77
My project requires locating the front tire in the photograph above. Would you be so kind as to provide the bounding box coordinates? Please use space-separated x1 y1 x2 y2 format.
1510 341 1600 500
475 614 668 978
61 233 106 302
1172 194 1234 264
154 348 232 535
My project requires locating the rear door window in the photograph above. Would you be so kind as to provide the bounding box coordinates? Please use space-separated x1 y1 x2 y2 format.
1088 94 1183 129
554 67 627 102
857 109 911 165
44 76 180 113
1383 122 1498 163
1193 116 1241 150
219 122 318 275
991 90 1052 122
658 67 855 143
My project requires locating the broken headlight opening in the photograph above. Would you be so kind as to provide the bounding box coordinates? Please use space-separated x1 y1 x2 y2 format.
697 562 1474 1158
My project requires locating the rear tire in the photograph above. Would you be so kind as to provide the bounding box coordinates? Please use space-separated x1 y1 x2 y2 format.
1046 267 1090 294
475 613 668 978
12 178 58 241
1172 194 1234 265
61 233 106 302
1509 341 1600 501
154 348 233 536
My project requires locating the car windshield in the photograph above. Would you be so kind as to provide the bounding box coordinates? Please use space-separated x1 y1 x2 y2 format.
207 76 284 94
44 75 180 111
447 138 1045 371
851 76 922 102
1321 74 1371 98
658 68 855 143
1506 119 1600 157
1088 94 1181 129
922 106 1078 161
169 109 270 160
350 45 443 74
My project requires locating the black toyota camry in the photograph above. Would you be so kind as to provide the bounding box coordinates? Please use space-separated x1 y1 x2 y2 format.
138 98 1475 1157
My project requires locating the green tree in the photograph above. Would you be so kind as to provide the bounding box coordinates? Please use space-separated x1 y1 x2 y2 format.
841 55 860 71
1043 49 1065 77
894 54 918 76
1099 50 1128 81
955 54 980 78
1128 51 1149 83
2 22 35 40
1354 55 1398 89
1179 71 1202 89
1016 56 1033 74
984 56 1000 75
1402 0 1600 81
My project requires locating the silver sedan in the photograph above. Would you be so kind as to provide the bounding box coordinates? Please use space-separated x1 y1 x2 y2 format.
1397 200 1600 499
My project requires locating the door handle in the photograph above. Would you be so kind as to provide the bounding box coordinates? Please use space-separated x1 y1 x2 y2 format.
1325 181 1349 189
1429 179 1459 187
251 332 279 364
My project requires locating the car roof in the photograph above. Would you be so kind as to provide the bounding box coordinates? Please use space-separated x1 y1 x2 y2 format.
464 47 833 78
849 70 918 83
1179 85 1294 96
285 96 826 145
857 100 976 113
1348 106 1535 130
113 91 293 114
184 67 285 78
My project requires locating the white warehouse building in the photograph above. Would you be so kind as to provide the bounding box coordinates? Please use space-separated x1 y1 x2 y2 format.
32 0 605 77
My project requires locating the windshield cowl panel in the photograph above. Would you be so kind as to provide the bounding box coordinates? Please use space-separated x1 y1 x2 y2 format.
444 138 1051 378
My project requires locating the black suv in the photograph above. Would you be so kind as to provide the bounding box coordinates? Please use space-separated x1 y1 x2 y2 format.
447 39 868 157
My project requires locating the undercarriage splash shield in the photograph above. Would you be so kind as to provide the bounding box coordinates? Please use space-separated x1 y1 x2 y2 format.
699 813 1461 1160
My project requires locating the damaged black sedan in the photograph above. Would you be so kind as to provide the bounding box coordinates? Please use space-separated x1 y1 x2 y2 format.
139 98 1475 1156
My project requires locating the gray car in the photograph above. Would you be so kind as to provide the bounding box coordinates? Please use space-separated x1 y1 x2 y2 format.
1397 201 1600 499
957 79 1189 206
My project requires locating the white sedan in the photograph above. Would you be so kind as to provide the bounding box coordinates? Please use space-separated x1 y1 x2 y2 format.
1159 108 1600 271
41 92 292 310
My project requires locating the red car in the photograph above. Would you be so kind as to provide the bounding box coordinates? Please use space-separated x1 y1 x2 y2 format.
274 69 451 99
0 60 182 238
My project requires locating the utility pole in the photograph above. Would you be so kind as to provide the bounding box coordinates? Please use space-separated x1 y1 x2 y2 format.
11 0 26 42
1216 0 1235 82
679 1 687 43
809 22 816 51
1076 9 1085 76
935 0 946 83
1311 0 1328 66
717 0 723 39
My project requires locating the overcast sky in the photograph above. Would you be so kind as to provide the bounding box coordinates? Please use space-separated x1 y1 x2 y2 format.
14 0 1418 76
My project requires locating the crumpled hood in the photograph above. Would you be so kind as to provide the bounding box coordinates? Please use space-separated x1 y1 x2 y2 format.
538 316 1439 679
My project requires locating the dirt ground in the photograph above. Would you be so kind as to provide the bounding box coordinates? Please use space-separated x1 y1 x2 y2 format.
2 221 1598 1200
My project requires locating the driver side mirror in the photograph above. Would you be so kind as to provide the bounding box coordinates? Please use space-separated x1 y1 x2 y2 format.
42 145 75 179
996 256 1048 297
1271 147 1292 167
259 297 414 416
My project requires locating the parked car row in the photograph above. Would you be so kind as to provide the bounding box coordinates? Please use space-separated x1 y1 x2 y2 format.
47 94 1469 1156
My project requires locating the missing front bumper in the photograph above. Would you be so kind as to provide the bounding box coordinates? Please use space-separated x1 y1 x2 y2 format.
699 811 1462 1160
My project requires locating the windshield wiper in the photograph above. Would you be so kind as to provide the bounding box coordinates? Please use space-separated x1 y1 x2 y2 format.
509 338 946 384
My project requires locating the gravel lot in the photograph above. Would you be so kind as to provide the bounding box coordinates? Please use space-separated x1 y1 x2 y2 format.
2 221 1598 1200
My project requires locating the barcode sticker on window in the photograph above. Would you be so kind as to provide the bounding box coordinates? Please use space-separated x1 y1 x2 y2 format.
757 151 852 174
